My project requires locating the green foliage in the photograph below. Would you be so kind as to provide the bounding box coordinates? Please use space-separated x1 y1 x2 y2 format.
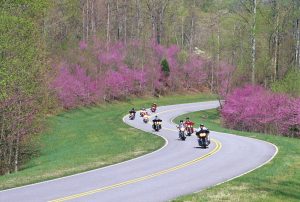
0 13 41 99
161 58 170 76
271 69 300 97
0 0 50 175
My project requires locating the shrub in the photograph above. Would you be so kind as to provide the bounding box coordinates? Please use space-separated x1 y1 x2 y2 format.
51 38 230 108
221 85 300 137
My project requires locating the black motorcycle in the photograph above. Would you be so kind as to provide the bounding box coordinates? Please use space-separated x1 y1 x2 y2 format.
152 120 162 132
196 130 210 148
129 112 135 120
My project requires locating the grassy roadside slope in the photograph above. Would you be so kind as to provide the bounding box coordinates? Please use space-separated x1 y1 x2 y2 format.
174 109 300 202
0 93 216 190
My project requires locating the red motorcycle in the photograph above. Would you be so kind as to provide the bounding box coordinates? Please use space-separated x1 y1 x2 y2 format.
186 124 194 136
185 121 194 136
151 104 157 112
151 106 157 112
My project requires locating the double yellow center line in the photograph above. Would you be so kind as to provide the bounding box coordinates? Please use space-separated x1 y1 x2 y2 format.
50 139 221 202
50 104 222 202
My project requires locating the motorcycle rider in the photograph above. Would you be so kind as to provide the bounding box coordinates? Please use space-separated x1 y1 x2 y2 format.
129 108 136 120
178 120 185 128
177 120 186 140
151 103 157 112
195 124 209 134
143 111 150 123
152 115 162 129
140 107 147 117
184 117 194 135
129 108 136 114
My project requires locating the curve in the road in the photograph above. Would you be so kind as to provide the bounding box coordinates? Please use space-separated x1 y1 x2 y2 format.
0 101 278 202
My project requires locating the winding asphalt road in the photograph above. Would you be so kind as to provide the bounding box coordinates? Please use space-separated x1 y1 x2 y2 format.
0 101 278 202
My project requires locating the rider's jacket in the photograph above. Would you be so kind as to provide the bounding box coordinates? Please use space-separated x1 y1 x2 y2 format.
178 123 185 128
195 127 209 133
129 110 136 114
184 121 194 126
152 118 162 123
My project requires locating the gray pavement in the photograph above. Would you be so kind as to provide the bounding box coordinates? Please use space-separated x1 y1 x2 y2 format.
0 101 277 202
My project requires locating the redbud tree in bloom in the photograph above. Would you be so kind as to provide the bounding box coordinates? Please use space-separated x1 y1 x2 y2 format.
221 85 300 137
51 38 209 108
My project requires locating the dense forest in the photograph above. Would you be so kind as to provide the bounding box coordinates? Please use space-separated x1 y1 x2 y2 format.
1 0 299 174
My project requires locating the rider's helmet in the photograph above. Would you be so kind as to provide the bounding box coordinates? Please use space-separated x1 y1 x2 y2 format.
155 115 158 119
186 117 189 120
180 120 183 123
200 124 204 127
132 108 135 111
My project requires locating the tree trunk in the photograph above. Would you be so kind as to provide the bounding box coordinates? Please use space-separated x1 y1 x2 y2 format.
91 0 96 35
272 0 279 81
124 0 128 43
82 1 86 41
296 19 300 68
274 17 279 81
135 0 141 38
86 0 89 41
0 112 6 174
14 101 22 172
251 0 257 84
181 17 184 47
106 1 111 47
190 0 196 52
116 0 120 40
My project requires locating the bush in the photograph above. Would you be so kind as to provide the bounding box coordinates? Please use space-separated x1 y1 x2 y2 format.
221 85 300 137
51 39 210 108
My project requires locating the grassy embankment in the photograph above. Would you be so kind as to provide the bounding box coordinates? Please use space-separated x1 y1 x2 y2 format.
174 109 300 202
0 93 216 190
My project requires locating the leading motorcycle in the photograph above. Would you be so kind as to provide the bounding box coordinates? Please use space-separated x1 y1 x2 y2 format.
196 131 210 148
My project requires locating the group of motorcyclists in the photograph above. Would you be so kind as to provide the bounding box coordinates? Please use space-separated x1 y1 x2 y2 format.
129 103 210 148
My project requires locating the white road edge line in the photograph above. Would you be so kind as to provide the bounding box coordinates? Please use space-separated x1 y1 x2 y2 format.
0 101 216 192
0 112 169 193
169 109 279 195
191 141 278 194
0 101 219 193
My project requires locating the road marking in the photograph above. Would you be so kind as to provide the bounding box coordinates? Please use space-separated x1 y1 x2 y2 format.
50 104 221 202
49 139 221 202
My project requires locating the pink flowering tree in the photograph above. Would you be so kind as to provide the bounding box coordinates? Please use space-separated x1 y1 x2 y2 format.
221 85 300 137
51 37 235 108
51 65 100 108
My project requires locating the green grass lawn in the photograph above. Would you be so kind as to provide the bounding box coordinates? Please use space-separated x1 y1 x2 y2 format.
173 109 300 202
0 93 216 190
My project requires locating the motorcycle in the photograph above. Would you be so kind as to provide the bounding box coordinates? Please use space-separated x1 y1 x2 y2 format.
143 115 149 123
129 112 135 120
151 106 157 113
196 131 210 148
152 120 162 132
140 110 147 117
178 125 186 141
186 125 194 136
